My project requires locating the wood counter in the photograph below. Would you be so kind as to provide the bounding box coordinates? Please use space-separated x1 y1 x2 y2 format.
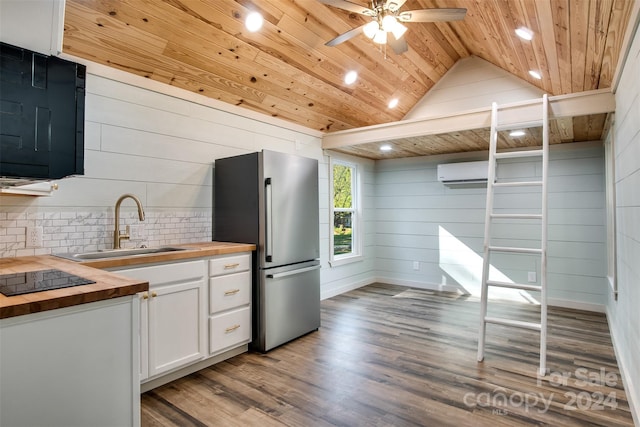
0 242 255 319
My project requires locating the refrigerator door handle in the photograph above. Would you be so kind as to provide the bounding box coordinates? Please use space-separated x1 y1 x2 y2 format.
265 177 273 262
266 264 321 279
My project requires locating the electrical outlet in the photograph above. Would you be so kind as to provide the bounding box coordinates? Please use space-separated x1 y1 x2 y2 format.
528 271 537 282
26 226 43 248
413 261 420 271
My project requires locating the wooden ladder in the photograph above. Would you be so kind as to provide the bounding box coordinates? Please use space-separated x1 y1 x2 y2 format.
477 94 549 376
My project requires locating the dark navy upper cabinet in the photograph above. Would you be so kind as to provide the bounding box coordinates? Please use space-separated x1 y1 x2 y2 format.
0 42 86 180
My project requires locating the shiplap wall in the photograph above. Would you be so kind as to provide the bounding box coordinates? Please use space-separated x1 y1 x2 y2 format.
608 21 640 424
373 142 607 309
0 71 376 298
404 56 544 120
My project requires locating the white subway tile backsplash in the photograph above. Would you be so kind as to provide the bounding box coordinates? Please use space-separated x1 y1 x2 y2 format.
0 208 211 258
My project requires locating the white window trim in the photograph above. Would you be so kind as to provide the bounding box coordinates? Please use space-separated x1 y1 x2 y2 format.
604 122 617 299
329 156 363 267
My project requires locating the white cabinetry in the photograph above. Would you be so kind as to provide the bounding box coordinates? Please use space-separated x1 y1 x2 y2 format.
0 0 64 55
111 251 252 388
0 297 140 427
113 260 207 381
208 253 252 355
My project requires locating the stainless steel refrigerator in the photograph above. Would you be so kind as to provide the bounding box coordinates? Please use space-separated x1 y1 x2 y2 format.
213 150 320 352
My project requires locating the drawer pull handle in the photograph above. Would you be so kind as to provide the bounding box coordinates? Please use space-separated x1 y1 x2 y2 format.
224 263 240 269
225 324 241 333
224 289 241 296
151 291 158 298
142 292 149 300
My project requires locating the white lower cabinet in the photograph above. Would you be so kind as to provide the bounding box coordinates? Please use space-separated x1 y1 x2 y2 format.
113 259 207 381
112 252 252 387
209 253 252 355
0 297 140 427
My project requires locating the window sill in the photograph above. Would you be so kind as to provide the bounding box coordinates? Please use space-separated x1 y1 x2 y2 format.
329 255 363 267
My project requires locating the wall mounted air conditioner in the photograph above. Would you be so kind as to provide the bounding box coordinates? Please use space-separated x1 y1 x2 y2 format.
437 160 489 184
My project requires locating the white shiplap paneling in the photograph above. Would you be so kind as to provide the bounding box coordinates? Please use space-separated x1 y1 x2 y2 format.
404 56 544 120
608 21 640 425
372 142 608 307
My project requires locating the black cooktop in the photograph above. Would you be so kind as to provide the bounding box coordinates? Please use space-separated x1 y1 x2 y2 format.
0 269 96 297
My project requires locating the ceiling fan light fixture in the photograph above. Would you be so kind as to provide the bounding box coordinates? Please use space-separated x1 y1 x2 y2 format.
382 15 397 32
363 21 379 39
515 27 534 41
344 70 358 85
245 11 263 32
373 29 387 44
391 22 407 40
397 11 411 22
529 70 542 79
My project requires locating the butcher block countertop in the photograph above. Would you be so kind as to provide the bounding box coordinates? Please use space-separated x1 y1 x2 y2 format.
78 241 255 269
0 242 255 319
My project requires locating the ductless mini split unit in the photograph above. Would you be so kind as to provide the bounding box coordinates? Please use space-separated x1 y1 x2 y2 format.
437 160 489 184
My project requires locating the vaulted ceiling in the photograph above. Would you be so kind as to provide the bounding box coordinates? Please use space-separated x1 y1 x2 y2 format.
62 0 635 157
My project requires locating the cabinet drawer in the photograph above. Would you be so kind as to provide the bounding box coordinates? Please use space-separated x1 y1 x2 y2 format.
210 271 251 314
209 307 251 355
114 260 206 287
209 253 251 276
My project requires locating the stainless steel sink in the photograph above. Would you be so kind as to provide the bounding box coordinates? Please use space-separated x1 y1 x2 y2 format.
55 247 188 261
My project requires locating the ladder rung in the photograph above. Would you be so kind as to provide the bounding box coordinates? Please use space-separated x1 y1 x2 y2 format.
490 213 543 220
488 246 543 254
495 149 544 159
493 180 543 187
486 280 542 292
484 316 542 331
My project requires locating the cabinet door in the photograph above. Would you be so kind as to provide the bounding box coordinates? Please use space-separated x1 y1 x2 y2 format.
148 279 206 377
111 260 207 381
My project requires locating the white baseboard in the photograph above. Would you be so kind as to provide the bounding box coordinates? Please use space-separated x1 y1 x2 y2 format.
606 306 640 426
547 298 606 313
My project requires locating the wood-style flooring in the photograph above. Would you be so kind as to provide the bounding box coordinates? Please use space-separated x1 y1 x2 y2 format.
141 283 634 426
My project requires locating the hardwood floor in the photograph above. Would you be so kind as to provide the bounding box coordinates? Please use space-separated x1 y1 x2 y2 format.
141 283 634 426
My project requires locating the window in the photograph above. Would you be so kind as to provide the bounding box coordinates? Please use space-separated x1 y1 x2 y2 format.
330 157 362 265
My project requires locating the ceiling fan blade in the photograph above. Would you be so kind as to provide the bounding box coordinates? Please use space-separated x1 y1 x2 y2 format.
398 8 467 22
325 24 367 47
385 0 407 12
388 36 408 55
317 0 375 16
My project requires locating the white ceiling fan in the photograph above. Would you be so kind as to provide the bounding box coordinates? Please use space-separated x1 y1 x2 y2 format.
318 0 466 54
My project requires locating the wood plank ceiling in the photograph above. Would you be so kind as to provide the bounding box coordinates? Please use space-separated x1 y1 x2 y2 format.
62 0 635 159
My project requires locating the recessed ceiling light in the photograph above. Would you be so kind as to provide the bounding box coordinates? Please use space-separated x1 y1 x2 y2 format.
509 130 526 137
245 11 263 32
344 70 358 85
388 98 399 109
529 70 542 79
380 144 392 151
515 27 533 41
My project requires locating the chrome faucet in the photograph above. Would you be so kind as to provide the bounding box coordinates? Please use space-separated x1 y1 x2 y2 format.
113 194 145 249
